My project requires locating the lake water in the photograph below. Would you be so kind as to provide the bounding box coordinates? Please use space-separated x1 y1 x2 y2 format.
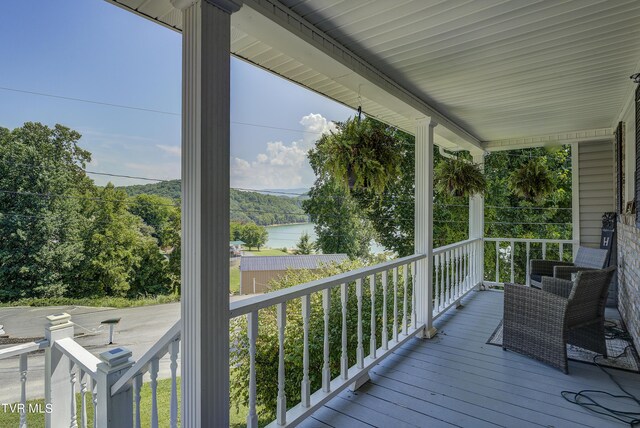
265 223 386 254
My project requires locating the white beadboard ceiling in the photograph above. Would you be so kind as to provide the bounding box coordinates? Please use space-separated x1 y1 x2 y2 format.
106 0 640 147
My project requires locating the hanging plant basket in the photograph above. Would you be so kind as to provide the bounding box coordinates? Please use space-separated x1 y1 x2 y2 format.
509 158 555 202
320 117 401 194
435 157 486 198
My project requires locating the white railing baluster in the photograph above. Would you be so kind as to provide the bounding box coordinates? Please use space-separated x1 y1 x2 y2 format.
90 378 97 428
133 374 142 428
440 253 446 309
411 262 417 328
301 294 311 404
19 354 27 428
322 289 331 394
542 242 547 259
382 270 388 350
392 268 398 343
80 369 87 428
356 278 364 368
526 241 531 286
340 283 348 380
247 311 258 428
446 251 451 305
495 240 500 283
434 254 440 314
70 361 78 428
510 239 515 284
276 302 287 425
402 266 408 335
369 274 377 359
559 242 564 261
150 357 159 428
169 340 179 428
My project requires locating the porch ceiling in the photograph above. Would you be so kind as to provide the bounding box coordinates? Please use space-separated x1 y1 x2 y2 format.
107 0 640 148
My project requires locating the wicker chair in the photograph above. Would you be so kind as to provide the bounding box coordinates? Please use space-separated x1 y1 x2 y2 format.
503 266 616 373
529 246 609 288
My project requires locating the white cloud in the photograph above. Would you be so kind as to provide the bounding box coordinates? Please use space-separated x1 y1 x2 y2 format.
157 144 181 156
231 113 335 189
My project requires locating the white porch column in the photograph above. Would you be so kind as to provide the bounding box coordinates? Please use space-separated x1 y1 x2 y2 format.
415 117 437 339
571 142 580 258
469 151 485 287
172 0 241 426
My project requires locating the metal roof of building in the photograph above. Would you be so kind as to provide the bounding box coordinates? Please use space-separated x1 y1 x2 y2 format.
240 254 348 272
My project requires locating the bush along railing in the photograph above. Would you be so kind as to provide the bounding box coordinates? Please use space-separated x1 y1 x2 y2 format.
483 238 575 286
432 238 483 319
229 254 426 428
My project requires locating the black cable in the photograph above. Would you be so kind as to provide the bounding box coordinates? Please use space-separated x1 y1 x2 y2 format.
560 331 640 426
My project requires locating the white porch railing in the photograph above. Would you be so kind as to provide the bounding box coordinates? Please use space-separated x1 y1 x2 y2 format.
484 238 575 286
229 253 426 428
0 238 488 427
433 238 483 320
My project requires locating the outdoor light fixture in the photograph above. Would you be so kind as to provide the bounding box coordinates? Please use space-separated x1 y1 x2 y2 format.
101 318 121 344
630 72 640 83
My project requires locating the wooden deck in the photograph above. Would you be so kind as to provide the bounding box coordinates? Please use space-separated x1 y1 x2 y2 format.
301 289 640 428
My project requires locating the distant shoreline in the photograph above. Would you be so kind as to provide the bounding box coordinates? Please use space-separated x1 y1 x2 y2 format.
266 222 311 227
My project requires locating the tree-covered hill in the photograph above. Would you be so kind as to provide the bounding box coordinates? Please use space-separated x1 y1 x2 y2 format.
119 180 308 226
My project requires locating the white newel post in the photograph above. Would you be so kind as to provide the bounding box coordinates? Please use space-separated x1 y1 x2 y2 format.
45 313 74 428
469 151 485 288
415 117 437 339
95 348 134 427
171 0 241 426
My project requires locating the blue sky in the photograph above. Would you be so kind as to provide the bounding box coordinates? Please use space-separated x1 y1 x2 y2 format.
0 0 354 190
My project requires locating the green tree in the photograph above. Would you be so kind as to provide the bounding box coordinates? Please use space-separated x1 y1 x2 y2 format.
0 123 91 300
240 222 268 250
293 232 314 255
79 184 146 297
127 194 180 248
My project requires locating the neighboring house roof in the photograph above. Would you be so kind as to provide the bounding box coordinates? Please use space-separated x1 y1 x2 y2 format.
230 240 245 246
240 254 348 272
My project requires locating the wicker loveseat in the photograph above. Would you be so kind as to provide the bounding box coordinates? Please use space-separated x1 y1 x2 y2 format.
503 266 616 373
529 246 609 288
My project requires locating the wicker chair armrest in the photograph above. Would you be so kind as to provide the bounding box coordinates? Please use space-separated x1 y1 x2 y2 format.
504 283 568 327
553 266 598 281
530 259 574 277
541 277 574 298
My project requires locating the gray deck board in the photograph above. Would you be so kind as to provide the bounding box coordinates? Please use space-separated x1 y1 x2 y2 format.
309 290 639 427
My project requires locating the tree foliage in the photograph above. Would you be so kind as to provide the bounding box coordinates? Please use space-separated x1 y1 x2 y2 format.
293 232 314 255
230 221 268 250
0 123 180 301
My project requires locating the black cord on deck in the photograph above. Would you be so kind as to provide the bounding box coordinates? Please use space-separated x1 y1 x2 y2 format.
560 323 640 427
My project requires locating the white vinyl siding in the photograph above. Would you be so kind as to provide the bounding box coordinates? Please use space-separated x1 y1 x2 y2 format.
578 141 615 248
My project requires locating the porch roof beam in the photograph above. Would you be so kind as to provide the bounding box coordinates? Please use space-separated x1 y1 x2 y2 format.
483 127 613 152
235 0 484 152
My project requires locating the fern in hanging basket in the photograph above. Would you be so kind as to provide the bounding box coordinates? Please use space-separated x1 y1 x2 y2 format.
509 158 555 202
320 117 402 194
434 157 486 198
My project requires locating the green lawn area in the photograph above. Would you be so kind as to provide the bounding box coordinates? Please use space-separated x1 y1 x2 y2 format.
0 378 268 428
244 249 288 256
0 294 180 308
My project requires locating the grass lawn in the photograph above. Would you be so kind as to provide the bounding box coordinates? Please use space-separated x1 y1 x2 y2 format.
0 294 180 308
0 378 269 428
230 265 241 294
244 249 288 256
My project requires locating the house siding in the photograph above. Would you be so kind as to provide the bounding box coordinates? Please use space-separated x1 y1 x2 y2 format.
617 222 640 350
578 141 615 247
